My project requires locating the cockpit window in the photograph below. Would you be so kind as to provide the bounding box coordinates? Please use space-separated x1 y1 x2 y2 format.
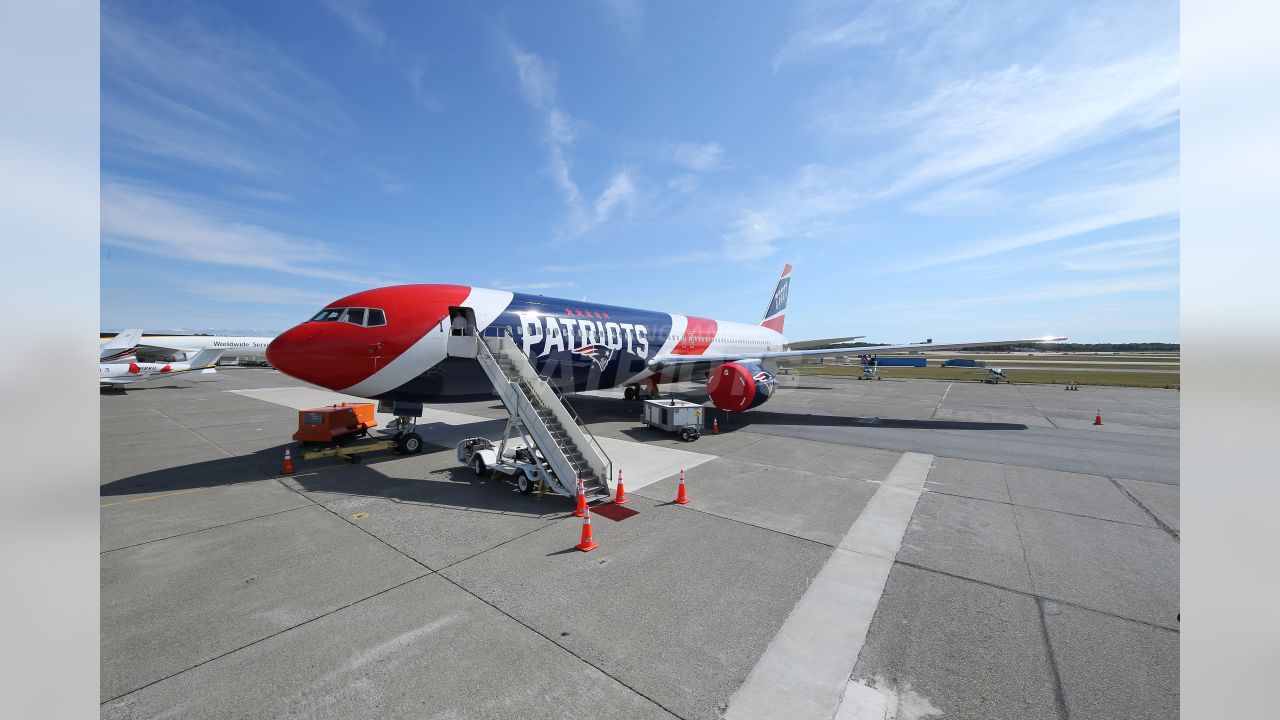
310 307 386 327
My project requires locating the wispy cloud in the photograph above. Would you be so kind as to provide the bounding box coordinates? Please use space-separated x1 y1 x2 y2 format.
875 55 1179 196
771 0 956 72
505 39 637 241
320 0 391 52
101 180 385 287
320 0 442 111
668 142 726 172
102 3 343 180
602 0 644 39
868 274 1179 314
186 282 342 307
901 175 1178 270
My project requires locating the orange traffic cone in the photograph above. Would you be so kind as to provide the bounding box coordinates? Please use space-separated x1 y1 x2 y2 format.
1093 410 1103 426
614 469 628 504
573 477 587 517
576 505 598 552
713 418 719 434
674 468 690 504
282 448 294 474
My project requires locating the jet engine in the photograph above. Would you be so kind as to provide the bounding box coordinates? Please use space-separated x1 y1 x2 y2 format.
706 361 777 412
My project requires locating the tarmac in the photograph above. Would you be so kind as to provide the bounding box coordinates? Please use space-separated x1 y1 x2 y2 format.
100 368 1179 719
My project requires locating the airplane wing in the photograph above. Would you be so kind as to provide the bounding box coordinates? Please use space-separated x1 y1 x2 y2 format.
185 348 226 368
784 335 866 350
647 336 1068 374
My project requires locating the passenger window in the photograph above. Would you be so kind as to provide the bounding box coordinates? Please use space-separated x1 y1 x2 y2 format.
366 309 386 327
343 308 366 326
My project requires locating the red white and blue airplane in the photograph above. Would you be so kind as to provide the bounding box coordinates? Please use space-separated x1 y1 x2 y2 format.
266 265 1066 412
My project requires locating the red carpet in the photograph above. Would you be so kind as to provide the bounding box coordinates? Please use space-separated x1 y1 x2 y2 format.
591 502 639 522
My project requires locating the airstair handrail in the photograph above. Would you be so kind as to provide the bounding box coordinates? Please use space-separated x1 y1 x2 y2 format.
488 325 613 493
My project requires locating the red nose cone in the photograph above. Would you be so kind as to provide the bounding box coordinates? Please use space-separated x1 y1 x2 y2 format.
267 324 375 391
268 284 473 393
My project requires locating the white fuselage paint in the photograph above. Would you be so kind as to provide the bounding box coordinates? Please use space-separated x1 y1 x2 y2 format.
117 335 276 360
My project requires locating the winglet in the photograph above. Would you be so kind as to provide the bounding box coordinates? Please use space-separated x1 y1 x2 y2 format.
760 264 791 333
101 329 144 362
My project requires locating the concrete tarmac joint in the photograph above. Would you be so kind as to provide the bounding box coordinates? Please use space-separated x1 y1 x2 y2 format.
725 452 933 720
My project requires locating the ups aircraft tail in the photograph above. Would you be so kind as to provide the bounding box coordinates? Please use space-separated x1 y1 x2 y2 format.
760 263 790 333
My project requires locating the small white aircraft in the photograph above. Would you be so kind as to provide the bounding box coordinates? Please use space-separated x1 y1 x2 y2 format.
99 329 143 362
100 348 226 388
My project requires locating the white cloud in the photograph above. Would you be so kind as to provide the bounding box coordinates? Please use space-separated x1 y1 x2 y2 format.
187 282 341 307
878 54 1179 196
669 142 725 172
594 170 637 221
903 175 1178 269
602 0 644 39
102 3 342 181
101 181 385 287
321 0 391 52
505 40 637 241
771 0 894 72
771 0 959 72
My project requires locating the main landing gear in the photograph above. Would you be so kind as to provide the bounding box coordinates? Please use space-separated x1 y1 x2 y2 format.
624 383 660 401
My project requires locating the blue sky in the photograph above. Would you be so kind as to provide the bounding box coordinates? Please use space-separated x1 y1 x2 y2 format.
101 0 1179 342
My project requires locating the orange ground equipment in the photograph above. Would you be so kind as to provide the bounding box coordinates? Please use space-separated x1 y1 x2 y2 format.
293 403 378 444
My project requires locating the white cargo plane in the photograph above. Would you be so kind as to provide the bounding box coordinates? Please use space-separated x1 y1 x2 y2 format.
100 348 226 387
99 333 275 361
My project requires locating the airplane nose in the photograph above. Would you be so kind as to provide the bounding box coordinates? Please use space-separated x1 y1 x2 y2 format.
267 324 376 391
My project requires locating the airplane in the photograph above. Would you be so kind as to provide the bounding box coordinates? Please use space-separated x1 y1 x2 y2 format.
100 329 143 362
100 348 227 388
266 264 1066 413
98 333 275 361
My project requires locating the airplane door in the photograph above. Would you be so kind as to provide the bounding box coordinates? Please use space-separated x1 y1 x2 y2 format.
446 306 479 358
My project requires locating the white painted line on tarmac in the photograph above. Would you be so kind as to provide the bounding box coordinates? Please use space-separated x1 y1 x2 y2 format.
724 452 934 720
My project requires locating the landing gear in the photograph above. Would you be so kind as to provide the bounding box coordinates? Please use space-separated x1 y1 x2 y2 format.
392 415 424 455
624 383 660 400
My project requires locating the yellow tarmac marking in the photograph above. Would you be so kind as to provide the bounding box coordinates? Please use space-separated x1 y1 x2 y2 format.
351 512 369 520
100 487 209 508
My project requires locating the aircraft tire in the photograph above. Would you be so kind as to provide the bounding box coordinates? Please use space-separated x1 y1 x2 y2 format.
403 432 424 454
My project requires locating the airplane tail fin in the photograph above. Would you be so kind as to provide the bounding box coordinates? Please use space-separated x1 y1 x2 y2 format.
760 264 791 333
101 329 143 361
187 348 226 368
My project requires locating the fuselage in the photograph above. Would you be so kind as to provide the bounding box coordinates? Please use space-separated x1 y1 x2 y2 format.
267 284 787 402
98 334 274 360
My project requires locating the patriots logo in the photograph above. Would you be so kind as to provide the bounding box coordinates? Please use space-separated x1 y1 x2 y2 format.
572 344 616 371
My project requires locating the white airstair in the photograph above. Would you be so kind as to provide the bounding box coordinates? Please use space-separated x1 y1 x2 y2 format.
464 329 613 499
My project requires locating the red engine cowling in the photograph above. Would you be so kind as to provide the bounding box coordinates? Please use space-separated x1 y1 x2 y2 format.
706 361 777 412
